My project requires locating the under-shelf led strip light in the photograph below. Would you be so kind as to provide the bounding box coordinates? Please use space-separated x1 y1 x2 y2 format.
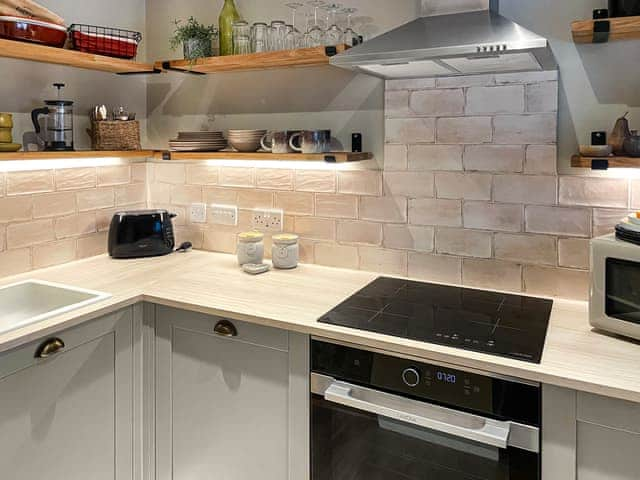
0 157 136 172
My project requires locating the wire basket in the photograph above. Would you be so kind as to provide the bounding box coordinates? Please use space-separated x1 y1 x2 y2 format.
69 24 142 59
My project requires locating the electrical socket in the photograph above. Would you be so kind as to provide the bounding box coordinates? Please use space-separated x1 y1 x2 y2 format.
251 208 284 232
189 203 207 223
209 204 238 226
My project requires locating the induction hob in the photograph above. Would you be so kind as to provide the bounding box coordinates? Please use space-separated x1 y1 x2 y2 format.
318 277 553 363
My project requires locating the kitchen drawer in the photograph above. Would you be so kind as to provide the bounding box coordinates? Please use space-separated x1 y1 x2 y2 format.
577 421 640 480
0 309 129 380
155 306 289 352
577 392 640 434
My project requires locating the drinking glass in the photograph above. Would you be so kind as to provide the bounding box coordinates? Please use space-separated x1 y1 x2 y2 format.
322 3 343 47
284 2 304 49
269 20 287 51
232 21 251 54
251 22 269 52
234 35 251 54
340 7 358 46
305 0 326 47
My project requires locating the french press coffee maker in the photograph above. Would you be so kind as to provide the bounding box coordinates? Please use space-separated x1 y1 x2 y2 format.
31 83 74 151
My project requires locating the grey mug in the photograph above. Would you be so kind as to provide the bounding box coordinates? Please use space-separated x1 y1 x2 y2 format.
261 130 299 154
289 130 331 154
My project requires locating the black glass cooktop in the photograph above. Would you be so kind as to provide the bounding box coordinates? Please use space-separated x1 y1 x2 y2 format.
319 277 553 363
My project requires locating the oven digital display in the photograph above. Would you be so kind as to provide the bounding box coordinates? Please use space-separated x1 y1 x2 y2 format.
606 258 640 325
436 371 456 384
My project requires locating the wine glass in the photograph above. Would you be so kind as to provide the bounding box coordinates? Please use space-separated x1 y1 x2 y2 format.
305 0 327 47
284 2 304 49
322 3 343 47
341 7 358 46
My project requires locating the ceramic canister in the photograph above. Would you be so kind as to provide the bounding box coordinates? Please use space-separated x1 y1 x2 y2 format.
237 231 265 265
271 233 299 269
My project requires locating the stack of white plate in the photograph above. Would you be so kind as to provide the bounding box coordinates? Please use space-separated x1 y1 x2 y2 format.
169 131 227 152
228 129 267 153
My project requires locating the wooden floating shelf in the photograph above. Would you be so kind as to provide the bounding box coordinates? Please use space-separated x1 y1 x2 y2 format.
571 154 640 169
0 38 158 74
156 44 349 74
572 15 640 43
155 150 372 163
0 150 154 161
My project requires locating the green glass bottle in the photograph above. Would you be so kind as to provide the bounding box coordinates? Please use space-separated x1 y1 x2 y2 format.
219 0 241 56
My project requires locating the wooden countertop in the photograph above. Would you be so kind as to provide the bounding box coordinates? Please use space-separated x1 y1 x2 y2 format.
0 251 638 403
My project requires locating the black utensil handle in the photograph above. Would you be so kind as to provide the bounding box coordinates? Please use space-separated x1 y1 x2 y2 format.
31 107 49 134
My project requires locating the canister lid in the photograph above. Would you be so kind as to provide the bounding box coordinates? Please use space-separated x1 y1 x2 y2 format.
272 233 299 245
238 231 264 242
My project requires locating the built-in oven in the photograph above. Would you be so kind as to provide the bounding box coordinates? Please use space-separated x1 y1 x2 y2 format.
311 339 541 480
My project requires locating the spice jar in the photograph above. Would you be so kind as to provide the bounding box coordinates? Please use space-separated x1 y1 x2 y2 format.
271 233 299 269
237 231 264 265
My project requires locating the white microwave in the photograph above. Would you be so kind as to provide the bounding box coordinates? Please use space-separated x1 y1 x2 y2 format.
590 234 640 340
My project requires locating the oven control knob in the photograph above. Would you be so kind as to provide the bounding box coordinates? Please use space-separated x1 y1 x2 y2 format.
402 367 421 387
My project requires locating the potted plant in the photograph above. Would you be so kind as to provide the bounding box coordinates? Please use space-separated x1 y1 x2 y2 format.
170 17 218 61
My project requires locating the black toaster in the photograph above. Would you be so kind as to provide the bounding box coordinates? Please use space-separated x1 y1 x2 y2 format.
108 209 176 259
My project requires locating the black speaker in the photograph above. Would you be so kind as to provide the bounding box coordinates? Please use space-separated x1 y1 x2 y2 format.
592 131 607 146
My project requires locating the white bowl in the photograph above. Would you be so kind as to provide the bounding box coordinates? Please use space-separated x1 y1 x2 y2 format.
627 214 640 226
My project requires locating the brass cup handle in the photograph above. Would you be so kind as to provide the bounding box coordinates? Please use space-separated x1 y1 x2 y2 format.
213 320 238 337
35 338 65 358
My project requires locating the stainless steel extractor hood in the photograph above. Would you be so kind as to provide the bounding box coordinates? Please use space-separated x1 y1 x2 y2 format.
330 2 556 79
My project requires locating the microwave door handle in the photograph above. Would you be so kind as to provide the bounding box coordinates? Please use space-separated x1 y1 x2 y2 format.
324 381 511 450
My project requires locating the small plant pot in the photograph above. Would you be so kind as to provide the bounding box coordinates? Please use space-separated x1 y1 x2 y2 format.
183 37 212 60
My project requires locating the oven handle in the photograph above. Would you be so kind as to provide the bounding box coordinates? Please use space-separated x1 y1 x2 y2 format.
323 379 512 450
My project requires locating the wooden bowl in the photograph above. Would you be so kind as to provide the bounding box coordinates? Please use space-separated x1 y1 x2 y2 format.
579 145 612 157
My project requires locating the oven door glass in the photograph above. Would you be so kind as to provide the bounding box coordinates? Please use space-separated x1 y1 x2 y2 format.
606 258 640 324
312 395 539 480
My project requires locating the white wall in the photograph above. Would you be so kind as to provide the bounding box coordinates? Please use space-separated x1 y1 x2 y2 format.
2 0 636 172
145 0 420 160
500 0 640 173
0 0 147 149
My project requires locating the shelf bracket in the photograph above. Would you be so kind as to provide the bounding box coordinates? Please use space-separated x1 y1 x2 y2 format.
117 68 162 76
591 158 609 170
593 20 610 43
324 46 338 57
161 62 206 75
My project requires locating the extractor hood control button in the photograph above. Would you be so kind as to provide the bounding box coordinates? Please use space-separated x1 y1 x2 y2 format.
402 367 421 387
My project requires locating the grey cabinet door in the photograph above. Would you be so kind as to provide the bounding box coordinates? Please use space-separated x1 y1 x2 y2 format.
0 308 135 480
155 306 309 480
576 393 640 480
542 385 640 480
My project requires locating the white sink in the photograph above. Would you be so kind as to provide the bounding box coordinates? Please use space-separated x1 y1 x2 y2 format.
0 280 111 335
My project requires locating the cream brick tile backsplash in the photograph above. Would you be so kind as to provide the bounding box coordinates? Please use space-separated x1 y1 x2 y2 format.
0 163 146 277
146 70 632 301
0 73 627 302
